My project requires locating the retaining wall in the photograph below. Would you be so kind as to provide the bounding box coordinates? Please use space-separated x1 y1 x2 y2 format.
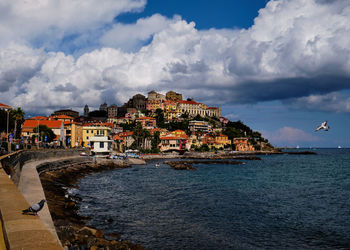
0 149 87 249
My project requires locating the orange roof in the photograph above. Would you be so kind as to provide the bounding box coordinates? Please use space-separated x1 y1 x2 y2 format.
0 102 12 109
113 135 123 140
216 134 227 137
161 136 187 140
23 119 62 129
118 131 133 137
50 114 74 119
177 100 200 105
178 100 200 104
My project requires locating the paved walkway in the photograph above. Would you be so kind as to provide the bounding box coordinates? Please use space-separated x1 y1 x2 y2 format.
0 163 63 250
18 156 82 242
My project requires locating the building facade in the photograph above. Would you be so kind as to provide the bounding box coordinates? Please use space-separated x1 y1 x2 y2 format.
108 104 118 118
233 138 255 151
189 120 211 132
82 125 111 147
52 109 79 119
90 136 113 154
166 91 182 101
135 117 156 129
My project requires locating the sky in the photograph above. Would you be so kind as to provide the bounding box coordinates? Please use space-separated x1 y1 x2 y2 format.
0 0 350 148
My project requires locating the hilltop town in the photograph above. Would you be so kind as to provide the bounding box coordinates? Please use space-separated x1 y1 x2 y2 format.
0 90 273 154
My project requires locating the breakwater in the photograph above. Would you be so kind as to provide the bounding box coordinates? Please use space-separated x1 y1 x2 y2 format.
0 149 145 250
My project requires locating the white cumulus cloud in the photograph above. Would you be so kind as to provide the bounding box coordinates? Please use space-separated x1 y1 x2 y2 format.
1 0 350 115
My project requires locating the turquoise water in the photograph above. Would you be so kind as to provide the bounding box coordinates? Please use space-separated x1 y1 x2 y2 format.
77 149 350 249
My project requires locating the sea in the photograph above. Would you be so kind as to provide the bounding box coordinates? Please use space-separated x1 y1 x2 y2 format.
75 148 350 250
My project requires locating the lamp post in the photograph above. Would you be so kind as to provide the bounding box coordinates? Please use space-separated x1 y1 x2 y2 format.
5 108 11 152
6 108 10 152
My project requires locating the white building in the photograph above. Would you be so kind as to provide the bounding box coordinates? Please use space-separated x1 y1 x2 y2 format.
90 136 112 154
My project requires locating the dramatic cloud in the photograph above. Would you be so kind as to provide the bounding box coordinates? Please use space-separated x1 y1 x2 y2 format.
1 0 350 114
284 92 350 113
262 126 320 147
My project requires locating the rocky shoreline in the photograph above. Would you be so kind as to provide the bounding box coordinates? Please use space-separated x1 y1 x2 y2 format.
39 159 145 250
165 160 245 170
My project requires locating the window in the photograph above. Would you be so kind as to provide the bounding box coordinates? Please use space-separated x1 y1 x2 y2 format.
100 142 104 148
86 136 89 140
87 130 89 133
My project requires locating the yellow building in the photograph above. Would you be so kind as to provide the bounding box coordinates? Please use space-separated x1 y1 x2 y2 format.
166 111 179 120
233 137 255 151
177 100 222 118
65 122 83 147
164 100 178 112
169 130 187 137
82 124 111 147
214 134 231 149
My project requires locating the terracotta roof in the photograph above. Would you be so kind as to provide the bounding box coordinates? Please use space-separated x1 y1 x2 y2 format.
161 136 185 140
23 119 63 129
100 122 114 128
118 131 133 137
161 134 188 140
177 100 200 105
0 102 12 109
113 135 123 140
208 107 218 110
50 114 74 119
28 116 48 120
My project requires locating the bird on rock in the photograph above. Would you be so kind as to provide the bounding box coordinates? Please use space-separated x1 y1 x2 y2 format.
22 199 46 215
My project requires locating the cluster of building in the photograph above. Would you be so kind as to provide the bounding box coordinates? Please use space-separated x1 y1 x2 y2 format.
83 90 221 123
1 90 256 154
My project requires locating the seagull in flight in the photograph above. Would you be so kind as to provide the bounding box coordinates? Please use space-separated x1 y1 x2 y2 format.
315 121 329 131
22 199 46 216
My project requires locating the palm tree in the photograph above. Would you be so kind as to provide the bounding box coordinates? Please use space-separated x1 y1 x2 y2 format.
11 107 25 139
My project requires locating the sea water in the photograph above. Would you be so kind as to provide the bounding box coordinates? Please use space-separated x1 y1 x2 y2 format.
77 149 350 249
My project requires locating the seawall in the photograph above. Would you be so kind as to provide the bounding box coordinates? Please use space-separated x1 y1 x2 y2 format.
0 149 87 250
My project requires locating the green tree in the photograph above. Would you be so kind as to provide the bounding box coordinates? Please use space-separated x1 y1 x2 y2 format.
10 107 25 139
33 125 56 142
154 108 165 128
151 131 161 150
132 123 151 149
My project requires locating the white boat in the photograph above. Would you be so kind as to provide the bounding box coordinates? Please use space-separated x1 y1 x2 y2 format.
155 163 160 167
338 146 342 149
